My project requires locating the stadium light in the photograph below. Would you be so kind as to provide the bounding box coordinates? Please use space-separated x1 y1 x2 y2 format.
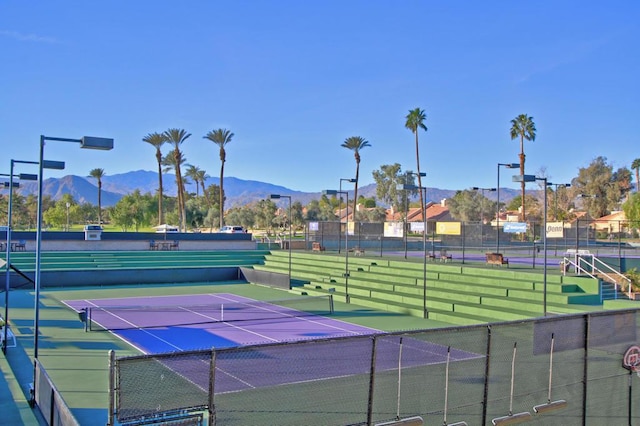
496 163 519 254
270 194 292 287
513 174 548 316
323 189 351 303
2 162 39 354
34 135 114 364
337 179 356 254
398 183 428 318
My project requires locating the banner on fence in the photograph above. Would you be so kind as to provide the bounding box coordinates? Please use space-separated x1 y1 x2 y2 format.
410 222 425 232
436 221 461 235
546 221 565 238
503 222 527 233
384 221 403 238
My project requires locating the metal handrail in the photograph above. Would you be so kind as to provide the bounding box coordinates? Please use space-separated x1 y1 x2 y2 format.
563 253 632 300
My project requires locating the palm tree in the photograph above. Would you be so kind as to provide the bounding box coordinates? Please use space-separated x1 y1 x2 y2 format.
142 132 167 225
632 158 640 193
162 128 191 231
88 168 105 225
341 136 371 219
405 108 428 220
203 128 234 229
185 164 209 199
195 169 208 204
509 114 536 221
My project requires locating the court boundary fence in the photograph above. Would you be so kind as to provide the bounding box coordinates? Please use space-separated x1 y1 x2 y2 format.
34 358 80 426
109 308 640 426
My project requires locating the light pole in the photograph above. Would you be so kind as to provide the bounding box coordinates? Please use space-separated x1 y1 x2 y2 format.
338 178 356 254
546 182 571 220
324 189 350 303
34 136 113 361
472 186 497 249
496 163 519 254
2 163 38 354
270 194 291 288
514 174 548 316
399 183 428 318
403 172 426 259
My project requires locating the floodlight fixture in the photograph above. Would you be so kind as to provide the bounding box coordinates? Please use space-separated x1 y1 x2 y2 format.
80 136 114 150
42 160 66 170
512 174 537 183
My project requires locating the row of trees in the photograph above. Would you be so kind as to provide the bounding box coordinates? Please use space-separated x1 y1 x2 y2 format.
3 108 639 231
1 155 639 232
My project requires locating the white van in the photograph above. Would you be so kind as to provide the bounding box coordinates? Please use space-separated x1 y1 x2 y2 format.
220 226 245 233
155 225 179 233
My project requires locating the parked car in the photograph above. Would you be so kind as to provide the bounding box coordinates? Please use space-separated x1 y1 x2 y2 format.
220 226 245 233
154 224 179 233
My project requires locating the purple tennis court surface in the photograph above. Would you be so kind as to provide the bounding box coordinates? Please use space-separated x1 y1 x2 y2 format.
63 293 382 354
65 293 482 394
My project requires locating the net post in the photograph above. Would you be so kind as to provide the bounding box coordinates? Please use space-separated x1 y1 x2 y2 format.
329 294 334 314
366 336 378 425
82 308 88 332
107 350 115 426
208 347 216 426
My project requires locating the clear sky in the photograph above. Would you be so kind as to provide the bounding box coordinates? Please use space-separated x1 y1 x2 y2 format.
1 1 638 194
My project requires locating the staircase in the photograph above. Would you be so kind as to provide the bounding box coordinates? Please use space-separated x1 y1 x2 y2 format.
563 251 632 301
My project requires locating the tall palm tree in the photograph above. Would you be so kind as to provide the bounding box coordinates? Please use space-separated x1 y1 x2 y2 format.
203 128 234 229
632 158 640 193
142 132 167 225
510 114 536 221
341 136 371 220
405 108 428 220
88 168 105 225
163 128 191 231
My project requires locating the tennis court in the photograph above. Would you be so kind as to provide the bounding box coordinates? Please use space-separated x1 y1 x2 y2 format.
63 293 380 353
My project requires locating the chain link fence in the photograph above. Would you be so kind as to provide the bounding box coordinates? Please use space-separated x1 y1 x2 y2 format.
305 219 639 266
110 308 640 425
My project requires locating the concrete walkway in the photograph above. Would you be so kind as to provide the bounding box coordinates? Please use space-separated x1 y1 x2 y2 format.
0 344 43 425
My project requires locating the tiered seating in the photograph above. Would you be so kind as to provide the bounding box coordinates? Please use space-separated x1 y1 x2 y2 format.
2 250 268 271
261 251 602 326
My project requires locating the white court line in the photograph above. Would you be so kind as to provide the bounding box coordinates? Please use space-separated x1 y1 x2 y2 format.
81 299 184 354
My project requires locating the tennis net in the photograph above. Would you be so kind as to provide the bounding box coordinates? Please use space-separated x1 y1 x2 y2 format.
81 294 334 331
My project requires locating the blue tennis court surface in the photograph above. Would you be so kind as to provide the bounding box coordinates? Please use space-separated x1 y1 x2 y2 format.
63 293 381 353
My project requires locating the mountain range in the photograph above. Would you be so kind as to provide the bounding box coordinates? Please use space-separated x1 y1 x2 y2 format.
0 170 519 208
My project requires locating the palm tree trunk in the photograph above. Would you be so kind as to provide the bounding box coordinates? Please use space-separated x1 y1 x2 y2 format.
520 143 526 222
98 181 102 225
157 158 164 225
219 162 225 229
175 166 184 231
353 161 360 221
415 132 425 220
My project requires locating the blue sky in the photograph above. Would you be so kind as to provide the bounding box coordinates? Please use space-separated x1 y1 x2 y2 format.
1 1 638 194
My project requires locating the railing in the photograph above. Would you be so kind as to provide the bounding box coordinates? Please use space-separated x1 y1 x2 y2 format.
563 249 632 300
